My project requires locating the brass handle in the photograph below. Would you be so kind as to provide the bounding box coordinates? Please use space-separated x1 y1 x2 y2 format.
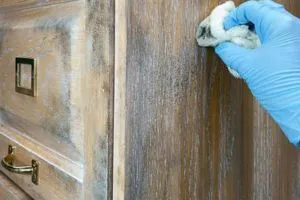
1 145 39 185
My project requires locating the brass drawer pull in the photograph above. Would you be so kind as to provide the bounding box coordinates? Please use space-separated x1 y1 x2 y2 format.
1 145 39 185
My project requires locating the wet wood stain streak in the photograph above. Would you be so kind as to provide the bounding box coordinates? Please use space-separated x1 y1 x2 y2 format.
113 0 300 200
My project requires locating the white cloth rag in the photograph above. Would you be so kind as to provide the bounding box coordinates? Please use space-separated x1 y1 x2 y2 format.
196 1 260 78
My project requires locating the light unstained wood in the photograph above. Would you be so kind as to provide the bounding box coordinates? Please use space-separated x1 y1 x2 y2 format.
0 172 32 200
113 0 126 199
83 0 115 200
113 0 300 200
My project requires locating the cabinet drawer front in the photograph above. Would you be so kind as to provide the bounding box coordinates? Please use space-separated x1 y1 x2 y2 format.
0 0 85 160
0 125 82 200
0 172 32 200
0 1 85 199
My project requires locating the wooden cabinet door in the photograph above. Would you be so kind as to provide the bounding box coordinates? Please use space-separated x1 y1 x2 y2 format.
0 1 114 200
113 0 300 199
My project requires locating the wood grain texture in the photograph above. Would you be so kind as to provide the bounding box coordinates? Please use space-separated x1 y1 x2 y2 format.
0 123 82 200
83 0 114 200
0 0 85 162
113 0 300 200
0 172 32 200
0 1 86 200
0 0 80 11
0 0 114 199
113 0 126 199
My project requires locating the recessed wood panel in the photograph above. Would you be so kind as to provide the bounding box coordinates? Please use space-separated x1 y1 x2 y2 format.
0 0 85 161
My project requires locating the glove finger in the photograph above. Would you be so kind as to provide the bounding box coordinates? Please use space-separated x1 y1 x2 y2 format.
215 42 253 76
224 0 275 30
257 0 289 15
257 0 284 9
223 1 263 30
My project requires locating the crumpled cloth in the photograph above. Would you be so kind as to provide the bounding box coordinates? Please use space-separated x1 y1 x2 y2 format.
196 1 260 78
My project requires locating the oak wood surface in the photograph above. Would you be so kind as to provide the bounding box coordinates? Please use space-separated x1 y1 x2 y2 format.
0 0 85 163
0 0 114 199
0 0 80 11
83 0 115 199
0 123 82 200
0 172 32 200
113 0 300 200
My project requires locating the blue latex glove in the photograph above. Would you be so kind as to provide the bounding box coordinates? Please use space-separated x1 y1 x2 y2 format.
215 0 300 147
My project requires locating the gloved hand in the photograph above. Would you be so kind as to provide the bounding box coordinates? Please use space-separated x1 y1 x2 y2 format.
215 0 300 147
